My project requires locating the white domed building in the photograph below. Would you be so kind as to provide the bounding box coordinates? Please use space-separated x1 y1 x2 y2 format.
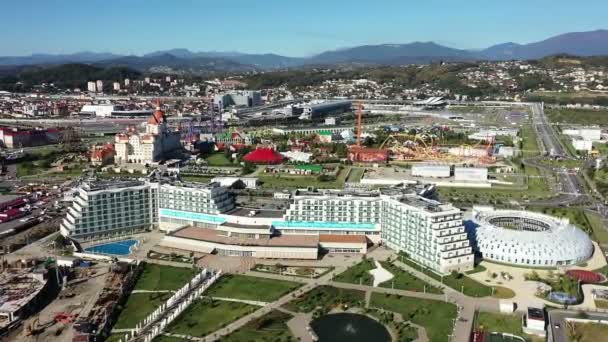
468 207 594 268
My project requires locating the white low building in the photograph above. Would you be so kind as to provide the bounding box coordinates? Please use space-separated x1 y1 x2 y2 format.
563 127 602 142
571 136 593 152
210 177 259 189
411 164 451 178
281 151 312 163
454 167 488 182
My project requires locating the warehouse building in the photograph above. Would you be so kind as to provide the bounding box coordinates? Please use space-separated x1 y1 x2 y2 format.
412 164 451 178
454 167 488 182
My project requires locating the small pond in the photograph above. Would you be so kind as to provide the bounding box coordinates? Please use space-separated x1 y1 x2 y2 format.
310 313 391 342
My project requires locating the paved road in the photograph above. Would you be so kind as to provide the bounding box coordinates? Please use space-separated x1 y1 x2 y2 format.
524 102 589 207
531 102 564 157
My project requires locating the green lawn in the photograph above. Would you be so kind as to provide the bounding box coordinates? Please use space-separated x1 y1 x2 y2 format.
333 258 375 286
493 287 516 299
223 310 294 342
345 168 365 183
206 274 301 302
521 125 540 157
587 211 608 245
206 153 234 166
466 264 487 275
546 108 608 125
165 298 256 337
379 261 442 294
398 258 492 297
114 292 172 329
152 336 187 342
260 166 349 189
134 263 198 291
572 322 608 342
476 312 526 338
370 292 456 342
283 285 365 313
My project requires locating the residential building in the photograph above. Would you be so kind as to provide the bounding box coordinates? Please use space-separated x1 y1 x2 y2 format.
95 80 103 93
87 81 97 93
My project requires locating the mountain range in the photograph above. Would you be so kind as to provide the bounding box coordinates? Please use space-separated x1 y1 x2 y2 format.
1 29 607 72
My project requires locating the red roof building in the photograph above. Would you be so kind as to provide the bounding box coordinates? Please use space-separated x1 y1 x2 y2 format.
243 148 284 164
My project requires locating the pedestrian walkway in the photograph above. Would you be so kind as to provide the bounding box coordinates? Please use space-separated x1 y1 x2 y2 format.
201 266 346 342
131 289 176 294
203 296 268 306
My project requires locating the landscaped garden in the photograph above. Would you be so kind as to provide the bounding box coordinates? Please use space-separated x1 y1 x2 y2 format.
113 264 199 329
398 255 493 297
114 292 172 329
205 274 302 302
333 258 375 286
133 263 199 291
223 310 294 342
567 322 608 342
252 263 333 278
370 292 457 342
378 261 443 294
475 312 540 342
283 285 365 314
165 298 256 337
525 271 582 304
365 308 419 341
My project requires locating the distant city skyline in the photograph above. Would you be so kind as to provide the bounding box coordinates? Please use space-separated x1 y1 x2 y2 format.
1 0 607 57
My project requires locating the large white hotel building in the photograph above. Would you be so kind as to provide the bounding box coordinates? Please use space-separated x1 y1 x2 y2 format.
61 180 473 274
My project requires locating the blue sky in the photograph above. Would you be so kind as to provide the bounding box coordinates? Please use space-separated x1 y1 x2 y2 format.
1 0 606 57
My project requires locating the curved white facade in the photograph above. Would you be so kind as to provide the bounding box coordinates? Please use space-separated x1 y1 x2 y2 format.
470 208 593 267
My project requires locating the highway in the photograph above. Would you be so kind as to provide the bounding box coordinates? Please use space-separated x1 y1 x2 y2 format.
525 103 588 207
531 102 564 157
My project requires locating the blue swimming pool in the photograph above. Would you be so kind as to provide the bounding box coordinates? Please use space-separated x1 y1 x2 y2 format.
84 239 138 256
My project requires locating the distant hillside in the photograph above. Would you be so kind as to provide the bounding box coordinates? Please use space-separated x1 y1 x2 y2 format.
94 53 257 74
308 42 476 64
17 63 141 89
0 52 121 66
481 29 608 60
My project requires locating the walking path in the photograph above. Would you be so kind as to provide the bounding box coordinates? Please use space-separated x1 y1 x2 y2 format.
202 296 268 306
162 332 205 341
144 252 505 342
131 289 176 294
195 259 501 342
200 266 347 342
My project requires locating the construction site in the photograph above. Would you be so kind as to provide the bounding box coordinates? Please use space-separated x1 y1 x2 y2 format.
0 256 140 342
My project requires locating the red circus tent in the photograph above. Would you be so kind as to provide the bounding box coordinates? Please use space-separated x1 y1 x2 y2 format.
243 148 284 164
